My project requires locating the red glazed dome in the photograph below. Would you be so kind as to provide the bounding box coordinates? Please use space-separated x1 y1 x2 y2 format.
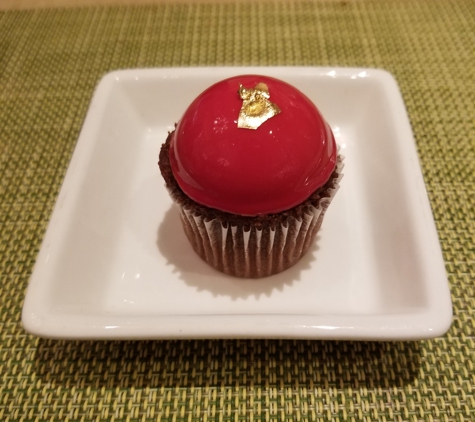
169 75 337 216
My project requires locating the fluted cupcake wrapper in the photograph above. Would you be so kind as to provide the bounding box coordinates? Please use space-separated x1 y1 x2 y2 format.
170 156 344 278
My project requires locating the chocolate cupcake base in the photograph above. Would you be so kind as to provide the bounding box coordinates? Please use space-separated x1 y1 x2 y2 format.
159 131 344 278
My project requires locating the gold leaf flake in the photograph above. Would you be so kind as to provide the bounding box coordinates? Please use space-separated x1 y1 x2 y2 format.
237 83 281 130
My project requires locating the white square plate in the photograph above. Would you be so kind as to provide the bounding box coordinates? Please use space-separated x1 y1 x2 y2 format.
22 67 452 340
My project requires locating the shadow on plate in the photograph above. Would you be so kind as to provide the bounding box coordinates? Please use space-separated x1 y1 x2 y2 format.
156 205 320 300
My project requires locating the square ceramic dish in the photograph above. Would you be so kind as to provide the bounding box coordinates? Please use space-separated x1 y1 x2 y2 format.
22 67 452 340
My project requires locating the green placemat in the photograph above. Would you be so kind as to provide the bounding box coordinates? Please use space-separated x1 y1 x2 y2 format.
1 0 474 420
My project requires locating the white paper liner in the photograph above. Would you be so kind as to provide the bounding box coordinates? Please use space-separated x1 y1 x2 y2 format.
173 155 344 278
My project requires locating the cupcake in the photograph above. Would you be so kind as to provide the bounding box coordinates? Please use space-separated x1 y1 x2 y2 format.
159 75 343 278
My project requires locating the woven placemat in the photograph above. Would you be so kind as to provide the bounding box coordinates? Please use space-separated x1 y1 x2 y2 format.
1 0 474 420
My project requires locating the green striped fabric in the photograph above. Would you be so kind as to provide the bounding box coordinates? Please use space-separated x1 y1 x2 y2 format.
1 1 474 420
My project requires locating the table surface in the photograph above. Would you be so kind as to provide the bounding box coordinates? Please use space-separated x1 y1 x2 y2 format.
1 0 233 11
1 0 474 421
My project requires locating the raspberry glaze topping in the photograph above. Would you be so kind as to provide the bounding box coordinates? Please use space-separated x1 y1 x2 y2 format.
169 75 337 216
